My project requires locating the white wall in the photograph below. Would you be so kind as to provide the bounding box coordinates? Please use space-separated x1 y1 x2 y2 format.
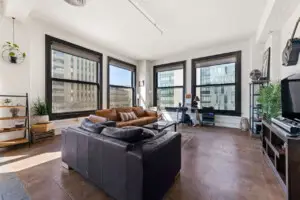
150 39 255 128
0 16 138 139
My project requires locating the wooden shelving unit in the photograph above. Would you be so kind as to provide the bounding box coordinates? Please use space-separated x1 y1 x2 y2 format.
0 116 27 120
0 127 26 133
0 105 26 108
0 94 30 148
262 120 300 200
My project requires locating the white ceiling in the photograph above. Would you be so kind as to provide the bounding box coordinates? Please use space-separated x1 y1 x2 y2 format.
7 0 267 60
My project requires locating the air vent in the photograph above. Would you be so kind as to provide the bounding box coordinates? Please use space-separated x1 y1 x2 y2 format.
64 0 86 7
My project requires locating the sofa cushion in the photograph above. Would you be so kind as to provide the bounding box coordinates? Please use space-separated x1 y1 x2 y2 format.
130 118 149 126
88 114 107 123
132 107 145 117
142 116 157 124
101 127 144 143
96 109 118 121
119 112 138 121
123 126 156 139
81 118 106 134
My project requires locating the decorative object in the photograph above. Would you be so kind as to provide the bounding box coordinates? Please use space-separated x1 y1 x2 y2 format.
64 0 86 7
249 69 262 81
257 83 281 121
240 117 249 131
261 47 271 80
1 18 26 64
127 0 164 34
32 98 49 124
3 98 12 106
138 80 145 87
9 107 20 117
282 17 300 66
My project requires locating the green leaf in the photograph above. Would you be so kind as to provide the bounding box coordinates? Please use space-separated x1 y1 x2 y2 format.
9 52 15 57
32 98 49 115
13 43 19 48
22 52 26 57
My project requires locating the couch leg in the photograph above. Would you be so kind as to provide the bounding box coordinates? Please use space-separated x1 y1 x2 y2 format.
175 172 180 180
62 162 72 170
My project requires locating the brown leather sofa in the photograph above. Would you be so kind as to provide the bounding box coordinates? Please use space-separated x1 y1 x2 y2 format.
96 107 158 127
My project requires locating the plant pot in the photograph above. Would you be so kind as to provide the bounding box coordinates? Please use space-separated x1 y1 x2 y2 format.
10 56 17 63
33 115 49 124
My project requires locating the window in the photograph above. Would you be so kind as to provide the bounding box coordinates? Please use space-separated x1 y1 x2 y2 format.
154 61 186 110
192 51 241 115
108 57 136 108
46 35 102 120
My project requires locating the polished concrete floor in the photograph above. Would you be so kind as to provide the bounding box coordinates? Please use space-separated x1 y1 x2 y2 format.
0 126 285 200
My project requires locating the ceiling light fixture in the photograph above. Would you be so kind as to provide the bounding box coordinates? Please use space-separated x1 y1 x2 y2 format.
127 0 163 34
64 0 86 7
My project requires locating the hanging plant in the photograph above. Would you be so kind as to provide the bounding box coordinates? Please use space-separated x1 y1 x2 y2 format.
1 17 26 64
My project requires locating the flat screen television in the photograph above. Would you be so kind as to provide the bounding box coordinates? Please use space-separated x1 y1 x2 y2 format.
281 73 300 120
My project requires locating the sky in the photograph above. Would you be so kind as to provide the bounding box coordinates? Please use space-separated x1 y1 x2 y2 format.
109 65 132 87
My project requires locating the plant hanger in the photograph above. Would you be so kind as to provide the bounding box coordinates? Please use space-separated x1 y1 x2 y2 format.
1 17 26 64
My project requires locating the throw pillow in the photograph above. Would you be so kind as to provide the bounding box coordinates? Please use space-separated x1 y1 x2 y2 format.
101 127 144 142
88 115 107 123
81 118 106 134
119 112 138 122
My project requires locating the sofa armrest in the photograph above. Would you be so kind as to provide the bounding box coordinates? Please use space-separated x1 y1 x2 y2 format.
145 110 158 117
141 131 181 200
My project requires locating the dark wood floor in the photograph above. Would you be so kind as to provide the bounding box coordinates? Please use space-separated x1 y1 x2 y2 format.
0 126 285 200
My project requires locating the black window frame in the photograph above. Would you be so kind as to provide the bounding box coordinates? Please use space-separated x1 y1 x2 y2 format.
45 35 103 120
107 57 136 108
153 61 186 111
191 51 242 116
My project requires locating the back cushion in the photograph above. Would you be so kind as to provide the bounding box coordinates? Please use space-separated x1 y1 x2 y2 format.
132 107 145 117
102 127 144 143
116 107 133 121
119 112 138 122
96 109 118 121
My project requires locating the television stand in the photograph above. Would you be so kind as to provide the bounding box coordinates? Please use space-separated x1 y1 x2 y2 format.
262 120 300 200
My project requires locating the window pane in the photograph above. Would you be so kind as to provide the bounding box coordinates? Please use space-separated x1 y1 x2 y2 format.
196 63 235 85
52 50 98 83
157 88 183 108
157 69 183 87
109 87 133 108
196 85 235 111
52 81 97 113
109 65 132 87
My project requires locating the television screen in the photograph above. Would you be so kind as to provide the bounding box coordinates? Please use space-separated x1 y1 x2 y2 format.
282 73 300 120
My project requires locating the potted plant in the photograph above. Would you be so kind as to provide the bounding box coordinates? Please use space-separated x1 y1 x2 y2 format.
3 98 12 106
32 98 49 124
257 83 281 121
2 42 26 64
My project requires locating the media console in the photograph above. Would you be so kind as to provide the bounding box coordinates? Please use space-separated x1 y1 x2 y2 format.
262 120 300 200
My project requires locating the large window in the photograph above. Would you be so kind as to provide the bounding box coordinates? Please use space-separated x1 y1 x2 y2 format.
108 57 136 108
192 51 241 115
46 35 102 120
154 61 186 110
